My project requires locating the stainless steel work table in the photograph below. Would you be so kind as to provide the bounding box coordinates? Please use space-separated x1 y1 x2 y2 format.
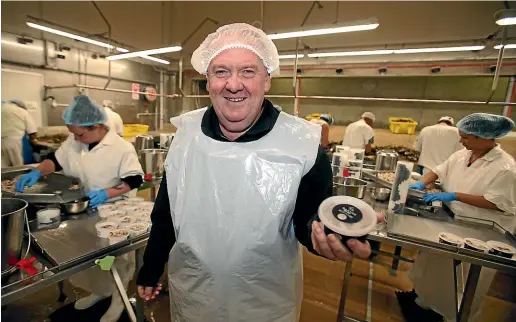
1 178 162 322
336 184 516 322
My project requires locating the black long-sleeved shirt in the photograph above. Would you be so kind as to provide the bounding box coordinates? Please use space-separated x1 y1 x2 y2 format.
137 99 333 286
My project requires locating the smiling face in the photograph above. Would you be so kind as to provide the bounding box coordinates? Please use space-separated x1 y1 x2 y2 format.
206 48 271 138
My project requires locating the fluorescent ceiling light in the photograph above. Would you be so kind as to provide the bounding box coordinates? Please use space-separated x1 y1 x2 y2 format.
394 45 485 54
268 22 379 40
139 55 171 64
278 54 305 59
1 40 43 51
494 44 516 49
495 9 516 26
308 50 393 58
27 22 113 49
307 45 485 58
26 22 170 64
107 46 182 60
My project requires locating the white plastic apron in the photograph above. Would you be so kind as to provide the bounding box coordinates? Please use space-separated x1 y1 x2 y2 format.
164 108 320 322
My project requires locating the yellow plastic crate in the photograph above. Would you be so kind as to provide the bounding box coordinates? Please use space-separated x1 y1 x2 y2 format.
388 117 418 135
123 124 149 137
305 113 321 121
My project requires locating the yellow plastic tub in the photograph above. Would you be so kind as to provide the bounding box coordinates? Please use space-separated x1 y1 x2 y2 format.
123 124 149 137
388 117 418 135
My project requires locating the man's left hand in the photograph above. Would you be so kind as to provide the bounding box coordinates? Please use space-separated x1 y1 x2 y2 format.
311 212 384 261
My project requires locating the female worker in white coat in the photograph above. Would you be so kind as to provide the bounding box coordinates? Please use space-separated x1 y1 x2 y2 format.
408 113 516 322
16 95 144 322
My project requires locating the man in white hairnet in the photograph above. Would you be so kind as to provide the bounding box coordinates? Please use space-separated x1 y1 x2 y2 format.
102 100 124 136
342 112 375 153
1 99 38 167
403 113 516 322
414 116 463 174
136 23 381 322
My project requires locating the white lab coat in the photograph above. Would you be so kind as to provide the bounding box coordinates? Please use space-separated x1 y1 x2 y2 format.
104 107 124 137
164 108 320 322
414 123 463 174
56 129 143 300
1 103 37 167
342 119 374 149
410 145 516 322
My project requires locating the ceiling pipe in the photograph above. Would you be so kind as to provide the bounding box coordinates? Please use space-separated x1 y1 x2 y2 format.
177 17 219 96
91 1 112 89
486 27 507 103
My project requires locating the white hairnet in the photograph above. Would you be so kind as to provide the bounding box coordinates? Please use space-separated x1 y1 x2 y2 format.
439 116 455 125
63 95 107 127
102 100 114 109
362 112 376 122
457 113 514 139
191 23 280 75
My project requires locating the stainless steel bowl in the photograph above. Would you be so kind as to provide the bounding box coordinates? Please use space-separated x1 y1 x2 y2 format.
333 177 368 199
61 197 89 214
371 187 391 201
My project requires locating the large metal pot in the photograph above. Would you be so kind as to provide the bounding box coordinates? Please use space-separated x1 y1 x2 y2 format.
134 134 154 153
139 149 167 180
333 177 368 199
2 198 28 277
375 150 399 171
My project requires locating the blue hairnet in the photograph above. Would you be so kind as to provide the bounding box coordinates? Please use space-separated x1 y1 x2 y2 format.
320 114 334 125
457 113 515 139
62 95 107 126
8 99 27 109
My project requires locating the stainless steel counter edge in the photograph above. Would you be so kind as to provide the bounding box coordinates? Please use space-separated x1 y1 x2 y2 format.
1 237 148 305
367 230 515 273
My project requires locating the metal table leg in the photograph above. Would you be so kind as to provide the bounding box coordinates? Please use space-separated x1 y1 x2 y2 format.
135 248 145 322
337 261 353 322
457 264 482 322
57 280 67 302
390 246 402 276
453 259 461 322
111 264 137 322
150 186 157 202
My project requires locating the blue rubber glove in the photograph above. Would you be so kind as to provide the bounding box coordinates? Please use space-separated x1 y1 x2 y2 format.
15 169 42 192
408 181 426 191
87 189 109 208
423 192 457 203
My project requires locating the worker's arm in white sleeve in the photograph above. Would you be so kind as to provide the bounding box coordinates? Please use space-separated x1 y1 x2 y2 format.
482 169 516 214
423 156 451 185
107 148 144 199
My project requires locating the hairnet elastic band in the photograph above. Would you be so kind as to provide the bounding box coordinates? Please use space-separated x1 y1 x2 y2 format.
202 44 274 75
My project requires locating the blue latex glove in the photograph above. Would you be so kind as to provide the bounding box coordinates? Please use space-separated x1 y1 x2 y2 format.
409 181 426 191
423 192 457 203
15 169 42 192
87 189 109 208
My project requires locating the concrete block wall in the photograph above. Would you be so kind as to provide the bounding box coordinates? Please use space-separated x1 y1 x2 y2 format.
268 76 511 128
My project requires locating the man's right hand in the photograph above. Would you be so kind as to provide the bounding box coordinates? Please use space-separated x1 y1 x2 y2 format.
15 169 42 192
137 283 163 301
408 181 426 191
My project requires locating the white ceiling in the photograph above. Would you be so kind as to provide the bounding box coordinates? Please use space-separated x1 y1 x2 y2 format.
2 1 515 66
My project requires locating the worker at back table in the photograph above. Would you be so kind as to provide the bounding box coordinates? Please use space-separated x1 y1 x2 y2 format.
342 112 375 153
309 114 334 150
102 99 124 136
414 116 463 174
1 99 37 167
